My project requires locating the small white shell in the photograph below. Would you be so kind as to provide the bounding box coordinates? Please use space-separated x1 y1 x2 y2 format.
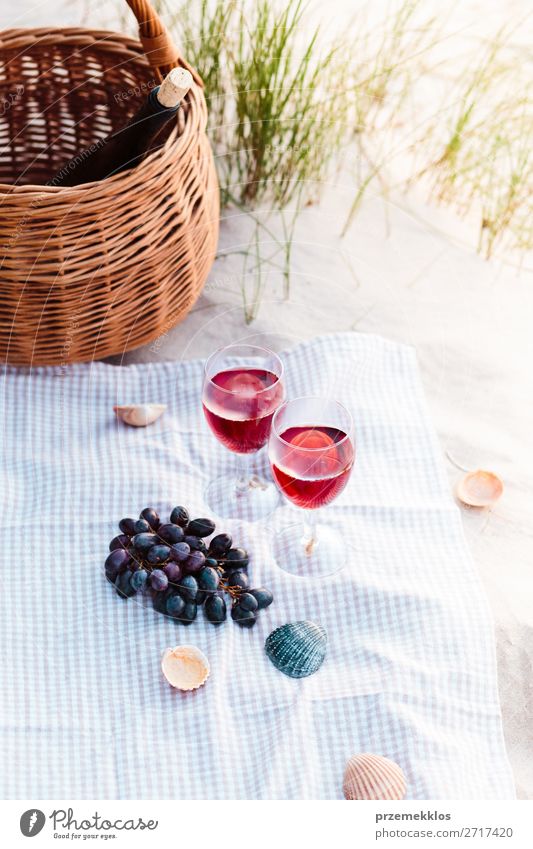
114 404 166 427
343 753 406 800
456 469 503 508
161 645 210 691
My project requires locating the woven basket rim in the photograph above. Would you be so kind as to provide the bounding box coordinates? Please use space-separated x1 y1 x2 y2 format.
0 25 204 196
0 25 147 53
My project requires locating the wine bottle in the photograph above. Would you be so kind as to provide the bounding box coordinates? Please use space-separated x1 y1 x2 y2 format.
52 67 193 187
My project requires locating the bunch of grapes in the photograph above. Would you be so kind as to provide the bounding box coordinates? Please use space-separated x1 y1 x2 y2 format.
104 505 273 628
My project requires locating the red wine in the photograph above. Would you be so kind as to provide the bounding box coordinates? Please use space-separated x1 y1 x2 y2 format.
203 367 285 454
52 67 192 187
270 425 354 508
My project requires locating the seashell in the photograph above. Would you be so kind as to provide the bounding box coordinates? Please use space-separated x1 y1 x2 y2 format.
343 753 406 800
455 469 503 508
161 645 210 691
264 620 327 678
446 452 503 509
114 404 166 427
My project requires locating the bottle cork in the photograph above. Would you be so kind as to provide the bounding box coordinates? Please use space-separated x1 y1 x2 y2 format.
156 68 193 108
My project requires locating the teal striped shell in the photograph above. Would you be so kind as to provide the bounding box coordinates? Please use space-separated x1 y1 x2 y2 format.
264 621 327 678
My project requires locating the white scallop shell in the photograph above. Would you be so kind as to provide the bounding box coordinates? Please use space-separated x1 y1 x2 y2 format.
114 404 166 427
455 469 503 508
161 645 210 691
343 753 406 800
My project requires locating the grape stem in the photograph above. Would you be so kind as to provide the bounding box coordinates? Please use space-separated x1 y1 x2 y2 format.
219 579 242 600
134 553 241 598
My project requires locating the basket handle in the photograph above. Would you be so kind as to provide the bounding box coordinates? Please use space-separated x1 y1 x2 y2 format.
124 0 199 85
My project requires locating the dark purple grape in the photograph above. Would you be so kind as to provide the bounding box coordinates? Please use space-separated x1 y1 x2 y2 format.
146 544 171 565
169 542 190 562
166 593 186 619
177 575 198 602
130 569 149 592
127 548 144 568
109 534 130 552
105 548 130 579
186 517 216 538
238 592 258 612
118 517 137 536
184 550 206 574
140 507 160 530
197 566 220 593
115 570 136 598
231 604 256 626
205 595 226 623
224 547 249 568
180 601 197 624
152 589 170 614
239 615 257 628
184 536 208 554
150 569 168 592
131 532 158 554
170 505 189 527
249 588 273 609
226 570 249 591
230 602 243 621
157 523 184 544
106 547 131 569
133 518 151 534
163 561 183 583
208 533 232 557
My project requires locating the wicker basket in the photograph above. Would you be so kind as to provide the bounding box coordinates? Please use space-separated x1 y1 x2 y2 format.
0 0 219 365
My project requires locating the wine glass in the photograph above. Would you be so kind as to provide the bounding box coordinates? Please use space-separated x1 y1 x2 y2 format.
268 396 355 577
202 343 285 518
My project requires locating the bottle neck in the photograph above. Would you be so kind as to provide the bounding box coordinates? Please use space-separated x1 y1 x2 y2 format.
148 86 181 114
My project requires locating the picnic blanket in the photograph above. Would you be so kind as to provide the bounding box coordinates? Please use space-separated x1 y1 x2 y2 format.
0 333 515 798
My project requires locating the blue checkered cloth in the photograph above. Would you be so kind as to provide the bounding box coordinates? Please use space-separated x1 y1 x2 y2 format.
0 333 514 799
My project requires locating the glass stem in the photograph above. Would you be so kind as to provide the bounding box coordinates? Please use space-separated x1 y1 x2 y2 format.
302 511 319 556
235 452 252 492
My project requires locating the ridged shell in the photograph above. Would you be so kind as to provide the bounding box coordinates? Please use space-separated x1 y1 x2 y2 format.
264 621 327 678
343 754 407 800
114 404 166 427
161 645 210 691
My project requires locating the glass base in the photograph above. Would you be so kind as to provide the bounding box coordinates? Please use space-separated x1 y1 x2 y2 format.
205 473 280 521
272 521 346 578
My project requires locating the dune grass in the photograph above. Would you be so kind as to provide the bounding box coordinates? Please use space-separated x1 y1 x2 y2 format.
152 0 351 319
416 25 532 260
162 0 349 208
124 0 531 302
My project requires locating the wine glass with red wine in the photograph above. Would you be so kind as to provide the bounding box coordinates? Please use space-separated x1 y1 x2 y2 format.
268 396 355 577
202 344 285 518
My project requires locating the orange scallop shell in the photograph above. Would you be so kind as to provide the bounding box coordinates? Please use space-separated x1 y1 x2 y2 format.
343 753 407 800
455 469 503 508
